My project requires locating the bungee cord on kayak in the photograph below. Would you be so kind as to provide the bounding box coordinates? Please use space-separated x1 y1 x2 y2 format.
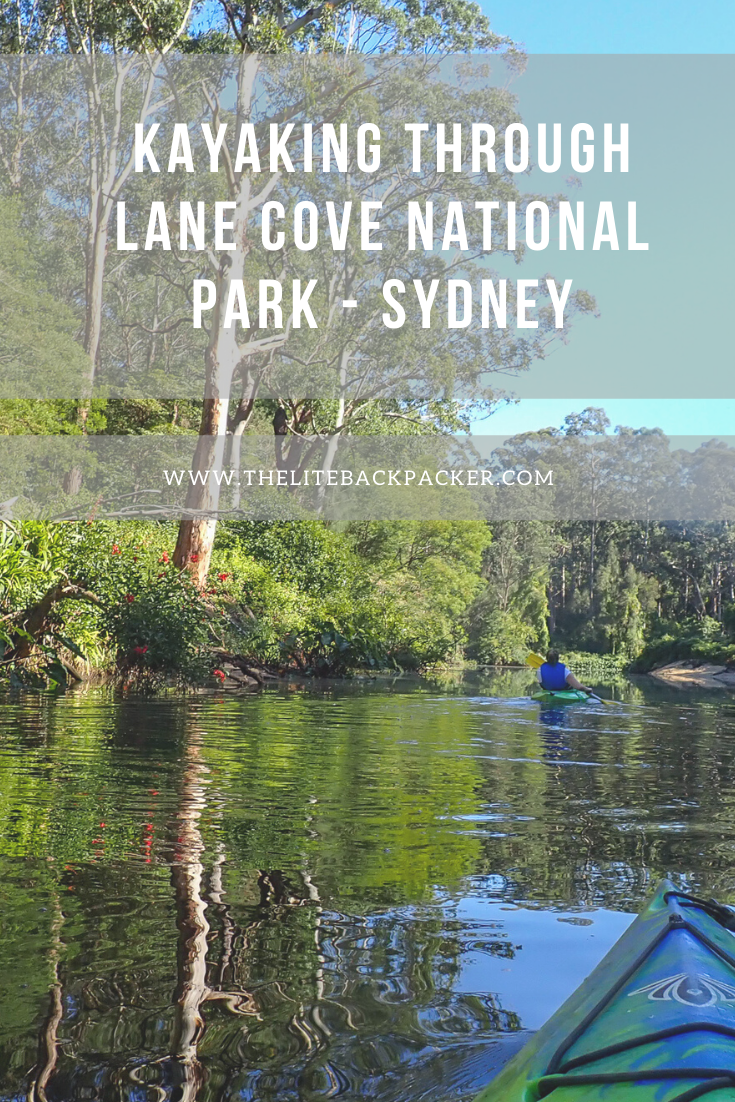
663 892 735 933
474 883 735 1101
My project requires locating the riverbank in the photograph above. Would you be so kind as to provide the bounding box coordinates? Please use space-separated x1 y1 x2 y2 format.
0 518 490 691
647 660 735 690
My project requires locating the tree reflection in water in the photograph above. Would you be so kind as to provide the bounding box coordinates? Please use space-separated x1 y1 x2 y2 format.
1 677 734 1100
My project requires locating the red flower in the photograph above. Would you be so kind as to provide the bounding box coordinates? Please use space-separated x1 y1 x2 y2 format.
133 645 148 655
125 594 135 603
218 573 229 582
190 553 199 563
111 544 121 555
159 552 170 564
213 668 226 682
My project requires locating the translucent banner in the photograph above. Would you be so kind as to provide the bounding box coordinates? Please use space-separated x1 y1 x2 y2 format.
0 55 731 400
1 434 734 522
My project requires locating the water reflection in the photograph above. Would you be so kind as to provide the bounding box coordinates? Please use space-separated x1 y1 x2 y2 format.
537 707 571 760
0 676 734 1100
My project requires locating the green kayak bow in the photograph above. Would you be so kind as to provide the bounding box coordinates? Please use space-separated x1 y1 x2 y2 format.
474 880 735 1101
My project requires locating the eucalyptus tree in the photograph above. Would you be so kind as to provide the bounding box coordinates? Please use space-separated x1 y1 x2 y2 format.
166 17 519 582
0 1 199 373
1 0 528 582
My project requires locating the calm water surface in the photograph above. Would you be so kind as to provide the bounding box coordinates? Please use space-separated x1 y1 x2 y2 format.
2 671 735 1101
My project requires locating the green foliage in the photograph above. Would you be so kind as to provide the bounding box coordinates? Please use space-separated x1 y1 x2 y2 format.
346 520 491 665
0 521 66 606
473 608 538 666
596 548 655 657
216 520 354 596
723 603 735 636
280 619 389 675
0 522 80 688
0 399 90 435
557 650 629 684
465 521 550 663
488 415 735 662
0 199 90 398
59 523 210 680
209 519 489 672
6 502 735 687
632 617 735 672
0 521 212 687
6 406 735 685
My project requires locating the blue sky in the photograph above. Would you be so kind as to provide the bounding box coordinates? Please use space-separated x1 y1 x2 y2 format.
474 399 735 439
469 2 735 439
482 0 735 54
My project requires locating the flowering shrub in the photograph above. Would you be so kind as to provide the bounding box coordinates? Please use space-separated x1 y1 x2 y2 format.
50 522 210 682
1 515 488 688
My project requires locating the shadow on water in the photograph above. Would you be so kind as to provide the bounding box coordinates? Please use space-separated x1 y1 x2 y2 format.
1 673 734 1100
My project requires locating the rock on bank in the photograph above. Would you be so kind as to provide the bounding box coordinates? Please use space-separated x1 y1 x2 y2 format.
648 660 735 689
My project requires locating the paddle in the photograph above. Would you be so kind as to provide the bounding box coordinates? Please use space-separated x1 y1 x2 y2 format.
524 652 624 706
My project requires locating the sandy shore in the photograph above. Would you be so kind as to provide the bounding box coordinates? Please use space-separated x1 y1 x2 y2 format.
648 660 735 690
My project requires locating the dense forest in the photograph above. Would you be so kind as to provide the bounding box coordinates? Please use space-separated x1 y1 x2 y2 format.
2 398 735 688
0 1 732 687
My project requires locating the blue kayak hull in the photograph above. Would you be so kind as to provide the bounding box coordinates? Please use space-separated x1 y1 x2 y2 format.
474 880 735 1100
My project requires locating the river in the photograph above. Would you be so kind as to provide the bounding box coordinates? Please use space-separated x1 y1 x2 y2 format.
1 670 734 1101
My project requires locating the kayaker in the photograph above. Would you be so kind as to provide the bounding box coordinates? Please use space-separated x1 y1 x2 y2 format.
537 649 592 694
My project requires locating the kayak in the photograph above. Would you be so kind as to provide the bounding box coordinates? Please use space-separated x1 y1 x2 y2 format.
474 880 735 1101
532 689 590 704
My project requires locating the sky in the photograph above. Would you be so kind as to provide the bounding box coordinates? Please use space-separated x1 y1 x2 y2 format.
473 398 735 440
467 1 735 439
482 0 735 54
